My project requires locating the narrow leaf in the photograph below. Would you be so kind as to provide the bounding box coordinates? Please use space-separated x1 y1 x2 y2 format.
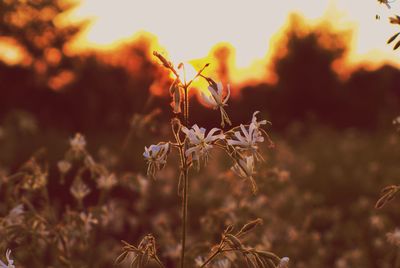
387 32 400 44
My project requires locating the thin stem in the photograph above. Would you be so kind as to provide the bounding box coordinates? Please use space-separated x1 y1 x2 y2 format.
200 247 237 267
184 85 189 127
180 167 189 268
180 79 190 268
200 249 221 268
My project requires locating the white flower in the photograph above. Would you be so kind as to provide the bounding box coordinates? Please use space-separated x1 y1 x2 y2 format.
227 112 269 160
182 125 225 167
97 173 117 190
70 133 86 152
143 143 170 178
201 82 230 108
0 249 15 268
278 257 290 268
231 155 258 193
201 82 232 127
227 124 262 155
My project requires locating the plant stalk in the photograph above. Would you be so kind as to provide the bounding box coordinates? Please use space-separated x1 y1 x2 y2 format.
180 83 190 268
200 249 221 268
180 167 189 268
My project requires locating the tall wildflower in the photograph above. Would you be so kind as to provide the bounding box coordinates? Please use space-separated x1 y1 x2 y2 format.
135 52 285 268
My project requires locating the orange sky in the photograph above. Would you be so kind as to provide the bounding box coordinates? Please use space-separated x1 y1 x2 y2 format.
64 0 400 84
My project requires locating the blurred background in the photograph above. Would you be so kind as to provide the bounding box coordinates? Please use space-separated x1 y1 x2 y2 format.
1 0 400 267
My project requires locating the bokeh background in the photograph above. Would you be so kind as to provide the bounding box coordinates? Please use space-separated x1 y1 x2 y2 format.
1 0 400 267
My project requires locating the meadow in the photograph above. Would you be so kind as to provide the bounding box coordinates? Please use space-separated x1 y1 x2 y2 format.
1 1 400 267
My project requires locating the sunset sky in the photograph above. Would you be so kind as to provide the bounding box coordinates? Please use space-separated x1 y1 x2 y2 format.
68 0 400 70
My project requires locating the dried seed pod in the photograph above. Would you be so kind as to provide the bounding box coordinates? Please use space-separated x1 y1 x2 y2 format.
169 80 182 114
239 218 263 235
375 186 400 208
224 233 243 249
256 251 281 263
153 51 172 69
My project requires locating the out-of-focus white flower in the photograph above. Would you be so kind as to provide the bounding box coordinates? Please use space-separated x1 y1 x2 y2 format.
182 125 225 168
201 82 231 127
143 143 170 178
278 257 290 268
70 179 91 201
70 133 86 152
0 249 15 268
80 212 98 233
57 160 71 174
231 155 258 193
387 228 400 246
5 204 24 225
393 116 400 125
97 173 117 190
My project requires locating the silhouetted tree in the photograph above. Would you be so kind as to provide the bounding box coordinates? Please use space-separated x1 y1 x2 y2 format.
0 0 84 77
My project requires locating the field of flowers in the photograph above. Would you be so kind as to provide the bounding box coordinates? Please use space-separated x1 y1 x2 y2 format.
2 1 400 267
1 96 400 268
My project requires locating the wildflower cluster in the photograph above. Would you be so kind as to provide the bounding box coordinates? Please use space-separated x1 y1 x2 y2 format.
137 52 285 268
0 132 124 267
144 108 273 194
